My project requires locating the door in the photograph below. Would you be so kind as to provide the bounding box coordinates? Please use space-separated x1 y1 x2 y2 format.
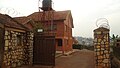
33 35 55 66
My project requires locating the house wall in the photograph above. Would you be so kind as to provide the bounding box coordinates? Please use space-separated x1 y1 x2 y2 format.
55 21 64 37
116 39 120 47
43 20 64 37
3 30 33 68
41 20 65 52
54 21 64 52
55 19 73 53
37 19 73 53
63 17 73 52
26 23 33 30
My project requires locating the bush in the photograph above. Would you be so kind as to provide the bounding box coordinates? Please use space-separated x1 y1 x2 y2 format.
85 46 94 51
72 44 82 49
112 46 120 60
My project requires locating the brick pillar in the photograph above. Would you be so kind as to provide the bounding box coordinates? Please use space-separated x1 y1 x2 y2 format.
94 27 111 68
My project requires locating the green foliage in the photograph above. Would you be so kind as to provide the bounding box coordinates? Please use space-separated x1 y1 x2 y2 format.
72 44 82 49
111 34 118 40
112 46 120 60
110 34 119 46
33 22 44 33
72 44 94 51
110 46 120 68
84 45 94 51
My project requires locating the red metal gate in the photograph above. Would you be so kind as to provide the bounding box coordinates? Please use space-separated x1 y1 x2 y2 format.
33 35 55 66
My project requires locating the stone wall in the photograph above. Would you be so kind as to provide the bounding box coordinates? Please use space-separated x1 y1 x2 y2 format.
94 27 111 68
3 30 33 68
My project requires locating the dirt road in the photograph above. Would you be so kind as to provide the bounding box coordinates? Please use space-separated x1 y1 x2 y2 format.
54 49 95 68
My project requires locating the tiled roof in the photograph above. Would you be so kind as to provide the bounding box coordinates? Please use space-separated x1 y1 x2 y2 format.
14 17 31 25
28 10 71 21
28 10 74 28
0 13 27 30
13 10 74 29
14 17 34 30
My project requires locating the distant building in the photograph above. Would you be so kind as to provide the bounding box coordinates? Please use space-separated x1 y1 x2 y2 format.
74 37 93 46
73 37 79 45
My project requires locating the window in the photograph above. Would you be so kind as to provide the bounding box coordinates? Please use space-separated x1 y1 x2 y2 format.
45 24 57 31
17 35 22 45
117 43 119 46
47 25 51 31
53 24 57 30
58 39 62 46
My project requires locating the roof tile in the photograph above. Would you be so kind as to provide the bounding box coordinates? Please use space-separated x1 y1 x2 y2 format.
0 13 27 30
28 10 71 21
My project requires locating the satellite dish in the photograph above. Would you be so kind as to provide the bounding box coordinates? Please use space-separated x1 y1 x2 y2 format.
96 18 110 29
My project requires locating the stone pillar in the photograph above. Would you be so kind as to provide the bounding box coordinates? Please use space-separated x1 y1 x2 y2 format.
25 32 33 65
94 27 111 68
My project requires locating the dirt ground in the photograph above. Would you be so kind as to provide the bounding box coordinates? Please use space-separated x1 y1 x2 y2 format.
54 49 95 68
19 49 95 68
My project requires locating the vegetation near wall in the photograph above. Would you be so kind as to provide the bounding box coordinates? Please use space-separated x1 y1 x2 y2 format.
72 44 94 51
72 44 82 49
112 46 120 60
84 45 94 51
111 46 120 68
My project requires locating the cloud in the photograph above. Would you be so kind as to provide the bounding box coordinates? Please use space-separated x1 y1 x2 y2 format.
1 0 120 37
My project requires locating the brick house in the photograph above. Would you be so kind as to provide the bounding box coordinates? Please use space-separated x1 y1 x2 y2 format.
0 13 33 68
14 17 34 31
15 10 74 54
116 38 120 47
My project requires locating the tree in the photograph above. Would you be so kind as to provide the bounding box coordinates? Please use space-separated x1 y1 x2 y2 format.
111 34 119 46
82 41 85 49
33 21 44 33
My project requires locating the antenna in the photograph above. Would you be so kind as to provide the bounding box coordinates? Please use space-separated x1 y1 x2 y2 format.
38 0 42 12
52 0 54 10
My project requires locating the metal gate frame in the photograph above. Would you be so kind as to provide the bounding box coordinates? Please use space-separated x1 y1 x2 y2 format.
0 28 5 68
33 35 55 66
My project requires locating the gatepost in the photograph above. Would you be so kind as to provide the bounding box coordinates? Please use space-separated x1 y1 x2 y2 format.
94 27 111 68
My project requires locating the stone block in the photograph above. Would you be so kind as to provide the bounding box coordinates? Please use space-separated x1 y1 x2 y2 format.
103 59 109 63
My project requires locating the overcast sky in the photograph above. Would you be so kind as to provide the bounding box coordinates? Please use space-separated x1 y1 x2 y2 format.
0 0 120 38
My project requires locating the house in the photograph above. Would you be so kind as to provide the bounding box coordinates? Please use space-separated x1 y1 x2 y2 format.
15 10 74 54
14 16 35 31
116 38 120 47
29 10 74 54
0 13 33 68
